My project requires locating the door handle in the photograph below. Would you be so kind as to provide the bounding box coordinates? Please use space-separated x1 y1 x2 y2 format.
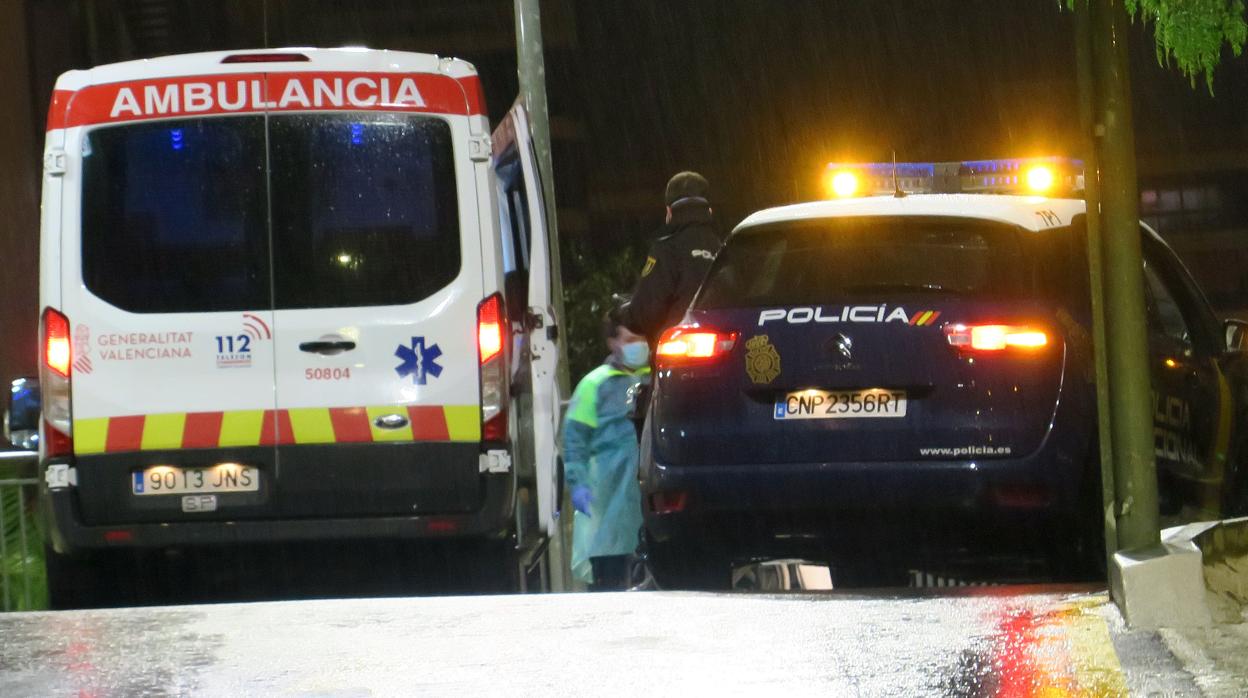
299 340 356 355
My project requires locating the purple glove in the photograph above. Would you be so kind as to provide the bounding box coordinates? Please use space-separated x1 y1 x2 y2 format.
571 485 594 516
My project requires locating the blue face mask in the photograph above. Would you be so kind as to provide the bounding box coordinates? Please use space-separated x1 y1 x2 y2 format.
619 341 650 369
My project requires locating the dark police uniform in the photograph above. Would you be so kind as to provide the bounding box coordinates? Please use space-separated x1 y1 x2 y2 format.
625 172 722 343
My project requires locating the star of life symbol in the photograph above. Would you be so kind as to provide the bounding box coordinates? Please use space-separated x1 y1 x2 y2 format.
395 336 444 385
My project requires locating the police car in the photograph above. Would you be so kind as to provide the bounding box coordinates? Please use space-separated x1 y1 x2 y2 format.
34 48 565 606
639 158 1248 587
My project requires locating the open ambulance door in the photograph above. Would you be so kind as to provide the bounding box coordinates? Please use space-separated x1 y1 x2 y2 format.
491 104 564 540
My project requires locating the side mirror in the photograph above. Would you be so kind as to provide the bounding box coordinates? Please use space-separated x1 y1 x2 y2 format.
1225 319 1248 354
5 377 40 450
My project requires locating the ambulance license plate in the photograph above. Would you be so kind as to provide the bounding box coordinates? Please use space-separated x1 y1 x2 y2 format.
132 464 259 496
774 389 908 420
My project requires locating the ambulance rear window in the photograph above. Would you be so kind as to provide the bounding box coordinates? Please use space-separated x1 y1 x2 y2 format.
82 116 270 313
80 113 461 313
268 113 460 309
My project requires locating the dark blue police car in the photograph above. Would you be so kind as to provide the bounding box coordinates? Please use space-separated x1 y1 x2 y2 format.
639 162 1248 588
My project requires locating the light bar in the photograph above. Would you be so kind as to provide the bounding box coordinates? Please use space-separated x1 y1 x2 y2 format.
820 157 1083 198
824 162 936 197
959 157 1082 195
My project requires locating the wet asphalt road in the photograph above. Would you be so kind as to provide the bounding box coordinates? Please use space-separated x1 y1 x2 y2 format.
0 587 1215 697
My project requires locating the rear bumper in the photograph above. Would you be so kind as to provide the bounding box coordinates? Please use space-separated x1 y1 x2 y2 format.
42 444 516 554
640 451 1086 562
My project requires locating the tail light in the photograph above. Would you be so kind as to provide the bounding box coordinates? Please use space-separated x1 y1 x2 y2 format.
477 294 508 443
655 325 739 368
40 307 73 457
647 490 688 514
944 324 1049 352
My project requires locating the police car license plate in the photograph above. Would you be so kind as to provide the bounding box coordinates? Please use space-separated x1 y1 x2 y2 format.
774 389 908 420
131 464 259 496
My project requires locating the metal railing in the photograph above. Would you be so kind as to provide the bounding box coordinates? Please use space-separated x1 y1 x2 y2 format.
0 451 43 611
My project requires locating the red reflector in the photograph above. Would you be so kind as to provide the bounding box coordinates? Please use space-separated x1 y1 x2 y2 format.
220 53 310 64
45 420 73 458
482 412 508 442
43 307 71 378
655 326 737 368
990 485 1052 509
103 530 134 543
426 519 457 534
477 294 504 364
648 491 688 514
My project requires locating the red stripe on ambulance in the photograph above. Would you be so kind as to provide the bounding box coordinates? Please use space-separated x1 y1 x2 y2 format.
182 412 225 449
408 406 451 441
49 71 481 130
329 407 373 443
106 415 146 453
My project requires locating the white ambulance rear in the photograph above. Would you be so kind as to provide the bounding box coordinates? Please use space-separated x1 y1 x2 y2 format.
37 48 563 604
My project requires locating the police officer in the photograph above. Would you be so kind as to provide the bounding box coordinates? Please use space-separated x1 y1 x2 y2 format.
624 171 722 344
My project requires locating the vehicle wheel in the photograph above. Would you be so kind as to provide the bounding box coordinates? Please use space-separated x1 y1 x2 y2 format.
462 538 521 594
1049 455 1108 582
44 544 132 609
645 536 731 590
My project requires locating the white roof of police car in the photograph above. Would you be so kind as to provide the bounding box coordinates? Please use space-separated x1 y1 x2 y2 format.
53 47 478 91
735 195 1087 234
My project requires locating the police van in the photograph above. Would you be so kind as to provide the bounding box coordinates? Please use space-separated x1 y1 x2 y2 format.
34 48 565 605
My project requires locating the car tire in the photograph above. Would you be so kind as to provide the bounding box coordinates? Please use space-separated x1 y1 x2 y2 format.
1049 452 1108 582
44 544 137 609
462 538 521 594
645 535 731 591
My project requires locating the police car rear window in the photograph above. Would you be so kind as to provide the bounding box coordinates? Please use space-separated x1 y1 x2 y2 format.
695 217 1035 309
81 113 460 313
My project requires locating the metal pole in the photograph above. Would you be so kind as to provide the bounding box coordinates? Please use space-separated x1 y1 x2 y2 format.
514 0 573 592
1093 0 1161 552
1075 0 1119 564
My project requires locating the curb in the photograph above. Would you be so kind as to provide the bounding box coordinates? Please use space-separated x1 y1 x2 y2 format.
1112 517 1248 628
1186 516 1248 623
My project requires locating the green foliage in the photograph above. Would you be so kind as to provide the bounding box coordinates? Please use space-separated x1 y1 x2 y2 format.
1071 0 1248 90
0 468 48 612
561 235 646 382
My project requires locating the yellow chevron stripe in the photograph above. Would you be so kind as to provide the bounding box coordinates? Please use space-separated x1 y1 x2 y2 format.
218 410 265 447
74 418 110 454
443 405 481 441
141 412 186 451
288 407 335 444
366 406 415 442
917 310 935 326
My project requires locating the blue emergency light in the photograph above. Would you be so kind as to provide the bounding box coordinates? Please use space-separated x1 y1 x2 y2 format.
823 157 1084 198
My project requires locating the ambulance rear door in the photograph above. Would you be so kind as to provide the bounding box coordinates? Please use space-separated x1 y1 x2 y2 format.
267 72 487 519
59 73 279 522
492 103 564 535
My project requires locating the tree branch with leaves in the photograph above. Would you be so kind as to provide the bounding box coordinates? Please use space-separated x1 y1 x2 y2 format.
1069 0 1247 89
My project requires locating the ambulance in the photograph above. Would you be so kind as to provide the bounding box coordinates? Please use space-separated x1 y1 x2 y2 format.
34 48 565 606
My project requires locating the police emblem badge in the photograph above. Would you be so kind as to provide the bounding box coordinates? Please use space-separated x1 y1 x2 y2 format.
745 335 781 384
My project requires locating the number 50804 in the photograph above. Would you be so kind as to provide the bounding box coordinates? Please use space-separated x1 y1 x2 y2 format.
305 368 351 380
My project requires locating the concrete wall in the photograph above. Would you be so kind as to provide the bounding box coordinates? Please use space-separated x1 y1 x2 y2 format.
0 0 40 391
